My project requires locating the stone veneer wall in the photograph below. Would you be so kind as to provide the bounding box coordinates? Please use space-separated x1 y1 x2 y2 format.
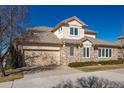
66 45 79 63
93 48 118 61
118 48 124 59
114 38 124 59
60 44 67 65
21 44 119 66
60 45 81 64
62 45 119 64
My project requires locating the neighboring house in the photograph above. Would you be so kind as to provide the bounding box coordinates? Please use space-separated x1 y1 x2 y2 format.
15 16 121 66
115 36 124 59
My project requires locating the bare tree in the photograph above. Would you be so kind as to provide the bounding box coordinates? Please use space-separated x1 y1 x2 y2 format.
53 76 124 88
0 5 30 76
8 6 29 69
0 6 10 76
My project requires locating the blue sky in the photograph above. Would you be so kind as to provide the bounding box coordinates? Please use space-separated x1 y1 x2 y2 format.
29 6 124 42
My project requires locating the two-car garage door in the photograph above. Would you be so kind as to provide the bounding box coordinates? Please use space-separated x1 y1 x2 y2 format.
23 46 60 66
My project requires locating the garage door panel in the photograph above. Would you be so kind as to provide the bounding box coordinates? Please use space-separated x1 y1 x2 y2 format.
24 50 60 66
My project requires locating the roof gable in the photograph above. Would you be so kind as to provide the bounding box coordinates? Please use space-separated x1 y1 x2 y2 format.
68 20 83 27
81 37 117 47
82 40 92 47
52 16 87 32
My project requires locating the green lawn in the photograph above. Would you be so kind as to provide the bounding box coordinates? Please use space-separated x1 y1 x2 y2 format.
75 64 124 72
0 69 23 83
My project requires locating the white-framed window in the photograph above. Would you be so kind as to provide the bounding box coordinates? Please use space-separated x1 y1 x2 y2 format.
98 48 101 57
83 47 90 58
70 46 74 56
58 27 62 33
70 27 78 36
102 48 105 57
60 27 62 31
109 48 112 57
98 48 112 58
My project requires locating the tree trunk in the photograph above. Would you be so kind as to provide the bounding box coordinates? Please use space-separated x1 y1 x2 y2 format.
0 58 5 77
0 47 9 77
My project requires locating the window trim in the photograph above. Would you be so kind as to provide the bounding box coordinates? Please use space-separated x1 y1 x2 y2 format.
74 28 78 35
70 27 78 36
98 48 112 58
58 27 62 33
69 46 75 57
83 47 90 58
98 48 101 57
109 48 112 57
70 28 74 35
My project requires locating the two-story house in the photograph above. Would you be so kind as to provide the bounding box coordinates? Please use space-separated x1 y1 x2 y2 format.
15 16 119 66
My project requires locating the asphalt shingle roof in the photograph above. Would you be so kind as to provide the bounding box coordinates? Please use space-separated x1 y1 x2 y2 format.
19 15 119 47
84 29 97 34
61 37 117 47
28 26 53 32
118 35 124 39
22 26 117 47
24 27 61 44
82 37 117 47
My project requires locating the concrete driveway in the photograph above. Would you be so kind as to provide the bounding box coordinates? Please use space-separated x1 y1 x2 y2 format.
1 67 124 88
23 66 83 79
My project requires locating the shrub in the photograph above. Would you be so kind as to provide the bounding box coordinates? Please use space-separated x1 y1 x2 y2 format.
98 60 124 65
68 60 124 67
53 76 124 88
68 62 98 67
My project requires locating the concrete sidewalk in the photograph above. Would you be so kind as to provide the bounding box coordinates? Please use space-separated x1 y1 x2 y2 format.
0 81 13 88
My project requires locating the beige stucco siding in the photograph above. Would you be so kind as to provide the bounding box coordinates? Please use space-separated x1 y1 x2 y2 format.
63 25 85 40
54 27 63 39
54 20 85 39
68 20 83 27
23 46 60 50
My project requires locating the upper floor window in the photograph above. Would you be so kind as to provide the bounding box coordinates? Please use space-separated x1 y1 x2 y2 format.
70 27 78 36
98 48 112 58
58 27 62 33
70 46 74 56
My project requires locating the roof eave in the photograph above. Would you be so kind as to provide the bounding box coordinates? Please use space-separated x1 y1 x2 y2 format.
84 32 97 35
94 44 119 48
